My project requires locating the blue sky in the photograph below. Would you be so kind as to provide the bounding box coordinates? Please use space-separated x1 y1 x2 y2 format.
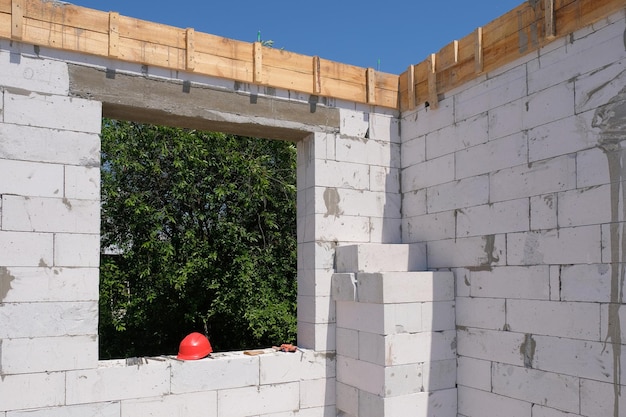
69 1 524 75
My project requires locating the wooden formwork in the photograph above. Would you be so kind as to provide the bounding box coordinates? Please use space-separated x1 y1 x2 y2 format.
0 0 624 111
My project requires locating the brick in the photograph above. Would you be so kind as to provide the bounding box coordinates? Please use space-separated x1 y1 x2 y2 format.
456 199 529 237
218 382 299 417
369 166 400 193
0 372 65 412
422 358 457 391
427 112 489 160
66 359 171 404
403 210 455 242
427 175 490 213
523 81 575 130
507 299 600 340
313 159 370 190
335 243 426 273
401 135 425 168
421 301 455 331
297 295 335 324
458 386 531 417
470 266 550 300
561 264 611 302
428 234 505 269
454 65 527 120
401 154 454 192
401 99 455 140
385 330 456 365
170 353 259 393
0 158 64 197
456 297 506 331
457 328 526 367
1 196 99 233
456 131 527 179
492 363 579 414
528 112 596 163
490 155 577 203
7 402 120 417
300 378 336 409
356 271 454 304
0 124 100 166
557 185 611 227
580 378 626 417
0 51 69 95
65 166 100 200
4 92 101 133
0 301 97 338
0 231 53 267
54 233 100 267
336 327 359 359
121 392 216 417
336 381 358 416
507 226 602 265
530 193 558 231
457 356 491 391
260 349 334 384
339 109 369 138
576 147 610 188
1 335 97 374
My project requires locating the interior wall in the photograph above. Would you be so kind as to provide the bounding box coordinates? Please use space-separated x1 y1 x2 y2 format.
400 9 626 417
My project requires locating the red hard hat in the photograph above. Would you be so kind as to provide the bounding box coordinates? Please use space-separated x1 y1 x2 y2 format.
177 332 213 360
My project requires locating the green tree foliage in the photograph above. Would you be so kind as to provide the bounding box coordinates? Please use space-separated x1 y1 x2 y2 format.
99 120 297 359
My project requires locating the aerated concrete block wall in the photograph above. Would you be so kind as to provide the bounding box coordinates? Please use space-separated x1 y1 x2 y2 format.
400 9 626 417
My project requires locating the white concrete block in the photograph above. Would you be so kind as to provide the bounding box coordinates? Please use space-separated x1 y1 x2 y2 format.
0 301 97 338
0 51 69 95
7 402 120 417
456 199 529 237
0 158 64 197
383 388 457 417
530 194 558 231
490 155 577 203
383 362 423 397
335 137 399 168
385 302 424 334
66 359 171 404
549 265 560 301
0 267 98 302
457 356 491 391
358 331 385 365
457 328 526 367
297 295 335 324
54 233 100 267
369 166 400 193
300 378 336 409
4 92 101 133
357 389 384 417
401 135 425 168
488 98 524 141
456 297 506 331
298 241 335 271
1 195 100 233
313 159 370 190
575 57 626 114
368 216 402 244
217 382 299 417
121 392 216 417
260 349 334 384
385 331 456 365
458 386 531 417
455 65 527 121
335 243 426 273
576 147 610 188
557 185 611 227
507 299 599 340
297 321 335 351
297 268 333 298
0 372 65 412
427 112 489 160
314 187 399 218
356 271 454 304
336 381 358 416
561 264 611 302
456 131 527 180
421 301 455 332
580 378 626 417
369 113 400 143
506 226 602 265
469 266 550 300
65 166 100 200
530 404 581 417
422 358 457 391
0 124 100 166
528 112 596 163
0 231 53 267
0 335 97 374
170 354 259 393
428 234 505 269
331 273 358 302
339 109 369 138
402 189 427 218
427 175 490 213
600 303 626 346
523 81 575 130
336 301 384 334
403 210 455 242
401 154 455 192
492 363 579 414
401 99 455 140
336 327 359 359
314 213 371 243
336 355 384 396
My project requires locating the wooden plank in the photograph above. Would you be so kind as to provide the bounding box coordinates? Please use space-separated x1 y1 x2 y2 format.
427 54 438 109
193 51 253 83
374 87 399 109
0 12 10 39
118 15 185 48
194 31 252 61
23 0 109 33
407 64 416 110
108 12 119 57
117 36 185 69
475 27 483 73
313 56 321 94
437 40 460 71
11 0 23 39
319 58 367 85
0 0 10 13
253 42 263 84
22 17 109 55
263 64 316 93
545 0 556 38
319 75 366 103
366 68 376 104
263 47 313 74
185 28 195 71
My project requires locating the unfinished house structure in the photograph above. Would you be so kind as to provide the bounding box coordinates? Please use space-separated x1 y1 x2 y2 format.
1 0 626 415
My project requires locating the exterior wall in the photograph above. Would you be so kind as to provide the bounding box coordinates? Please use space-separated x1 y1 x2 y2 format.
400 9 626 417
